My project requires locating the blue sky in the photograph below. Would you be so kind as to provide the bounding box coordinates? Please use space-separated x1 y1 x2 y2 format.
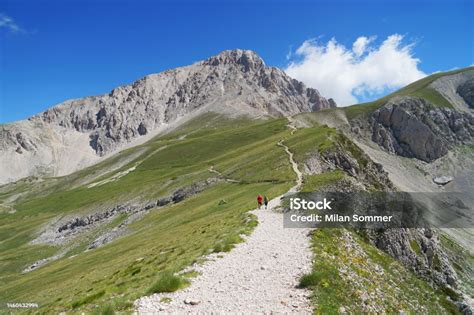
0 0 472 123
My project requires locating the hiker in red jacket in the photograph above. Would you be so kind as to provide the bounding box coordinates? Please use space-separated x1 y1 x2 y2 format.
257 194 263 209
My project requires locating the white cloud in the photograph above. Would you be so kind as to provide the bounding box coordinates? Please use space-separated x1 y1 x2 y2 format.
285 34 426 106
352 36 374 57
0 13 24 33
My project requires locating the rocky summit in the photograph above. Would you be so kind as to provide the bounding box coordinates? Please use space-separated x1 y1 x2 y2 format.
0 49 335 184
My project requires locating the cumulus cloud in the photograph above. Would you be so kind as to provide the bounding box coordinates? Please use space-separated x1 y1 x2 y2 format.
352 36 374 57
0 13 24 33
285 34 426 106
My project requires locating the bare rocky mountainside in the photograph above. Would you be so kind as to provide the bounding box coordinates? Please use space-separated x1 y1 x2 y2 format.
0 49 335 184
368 96 473 162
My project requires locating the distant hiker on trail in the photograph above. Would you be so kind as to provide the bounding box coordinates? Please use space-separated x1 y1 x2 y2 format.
257 194 263 209
263 195 269 209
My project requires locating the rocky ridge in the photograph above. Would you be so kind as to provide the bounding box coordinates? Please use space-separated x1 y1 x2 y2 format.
37 50 335 156
366 96 473 162
300 134 464 308
302 134 394 191
30 177 221 249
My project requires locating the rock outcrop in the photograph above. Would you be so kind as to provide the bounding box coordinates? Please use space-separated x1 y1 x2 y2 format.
303 134 394 191
0 49 336 184
30 177 221 248
457 78 474 109
365 228 457 289
369 96 474 162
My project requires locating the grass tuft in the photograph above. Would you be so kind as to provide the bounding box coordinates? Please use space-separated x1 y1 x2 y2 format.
213 234 244 253
71 290 105 309
299 272 322 288
147 272 189 294
93 303 115 315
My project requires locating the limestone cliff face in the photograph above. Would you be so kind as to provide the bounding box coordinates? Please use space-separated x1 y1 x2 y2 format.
0 49 336 184
369 96 473 162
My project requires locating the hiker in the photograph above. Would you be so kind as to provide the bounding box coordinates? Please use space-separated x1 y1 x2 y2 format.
257 194 263 209
263 195 269 209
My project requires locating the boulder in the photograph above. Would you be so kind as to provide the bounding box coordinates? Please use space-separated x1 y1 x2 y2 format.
433 176 453 185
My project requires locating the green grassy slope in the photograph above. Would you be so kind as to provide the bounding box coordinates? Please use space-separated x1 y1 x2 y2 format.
0 113 466 314
0 114 294 313
2 182 286 313
301 228 459 314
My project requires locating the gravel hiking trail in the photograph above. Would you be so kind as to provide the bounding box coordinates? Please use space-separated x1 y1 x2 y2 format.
135 122 312 314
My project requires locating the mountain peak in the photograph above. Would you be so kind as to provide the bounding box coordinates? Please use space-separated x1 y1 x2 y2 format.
0 49 336 183
203 49 265 71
